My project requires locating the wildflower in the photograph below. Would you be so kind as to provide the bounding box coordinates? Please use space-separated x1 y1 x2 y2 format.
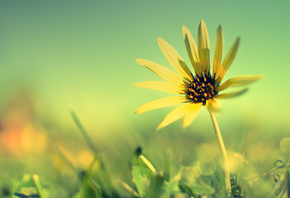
134 20 262 130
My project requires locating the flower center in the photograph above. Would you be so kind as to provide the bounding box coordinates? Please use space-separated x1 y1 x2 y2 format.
184 73 217 105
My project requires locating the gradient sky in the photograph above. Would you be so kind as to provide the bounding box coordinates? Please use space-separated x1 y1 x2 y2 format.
0 1 289 133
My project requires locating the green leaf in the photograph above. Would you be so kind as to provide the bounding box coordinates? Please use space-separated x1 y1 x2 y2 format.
132 165 154 197
179 182 215 196
189 185 215 195
12 174 46 198
286 170 290 197
165 180 179 195
178 182 198 198
88 157 119 197
274 159 286 168
166 167 183 195
73 178 101 198
145 174 165 198
164 149 171 181
118 180 139 197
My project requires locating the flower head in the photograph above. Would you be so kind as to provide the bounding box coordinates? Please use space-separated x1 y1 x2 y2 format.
134 20 262 130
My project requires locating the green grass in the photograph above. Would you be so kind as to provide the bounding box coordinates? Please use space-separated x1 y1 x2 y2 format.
0 112 289 198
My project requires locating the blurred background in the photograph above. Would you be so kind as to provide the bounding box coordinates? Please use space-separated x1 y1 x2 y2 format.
0 0 289 196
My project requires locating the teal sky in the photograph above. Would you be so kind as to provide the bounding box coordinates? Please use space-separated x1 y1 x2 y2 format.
0 1 289 132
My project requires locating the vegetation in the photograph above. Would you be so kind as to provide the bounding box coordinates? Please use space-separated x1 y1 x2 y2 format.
1 110 289 198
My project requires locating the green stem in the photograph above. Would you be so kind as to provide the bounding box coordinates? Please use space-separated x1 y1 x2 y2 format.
32 175 45 198
208 109 232 197
70 111 98 155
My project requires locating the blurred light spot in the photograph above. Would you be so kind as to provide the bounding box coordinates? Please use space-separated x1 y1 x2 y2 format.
195 159 216 176
280 137 290 153
228 152 243 174
0 90 47 157
77 149 94 168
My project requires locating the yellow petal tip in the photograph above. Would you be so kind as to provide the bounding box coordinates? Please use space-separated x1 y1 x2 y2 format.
257 74 264 79
157 37 164 42
182 25 188 31
156 125 163 131
156 121 167 131
199 20 207 29
157 37 166 47
136 58 144 65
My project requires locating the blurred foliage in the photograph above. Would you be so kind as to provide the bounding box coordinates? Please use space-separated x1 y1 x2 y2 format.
12 174 44 198
0 92 289 197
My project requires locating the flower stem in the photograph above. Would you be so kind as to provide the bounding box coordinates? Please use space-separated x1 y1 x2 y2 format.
208 109 232 197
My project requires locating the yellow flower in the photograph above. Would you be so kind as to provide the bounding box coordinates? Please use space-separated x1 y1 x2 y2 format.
134 20 262 130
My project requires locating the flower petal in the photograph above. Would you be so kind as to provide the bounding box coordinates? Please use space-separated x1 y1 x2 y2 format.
216 75 263 91
216 37 240 84
213 25 223 77
206 100 221 113
132 81 181 94
182 103 202 128
157 103 191 130
215 88 248 99
197 20 210 73
135 96 186 114
136 59 183 85
182 25 202 76
158 38 193 80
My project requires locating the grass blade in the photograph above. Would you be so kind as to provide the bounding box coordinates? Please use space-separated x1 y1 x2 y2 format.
70 111 98 155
